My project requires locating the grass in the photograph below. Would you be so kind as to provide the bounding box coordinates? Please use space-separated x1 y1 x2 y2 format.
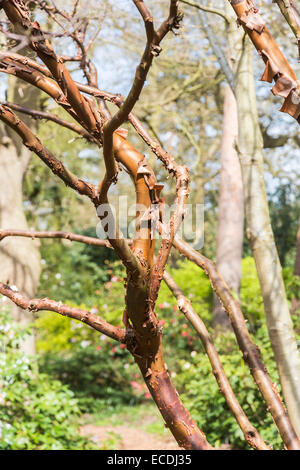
82 401 168 437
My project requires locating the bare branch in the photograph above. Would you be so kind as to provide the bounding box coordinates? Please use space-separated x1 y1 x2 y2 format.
1 101 95 143
0 282 125 343
163 270 270 450
198 10 235 92
172 236 300 450
0 229 113 247
179 0 230 23
0 104 96 200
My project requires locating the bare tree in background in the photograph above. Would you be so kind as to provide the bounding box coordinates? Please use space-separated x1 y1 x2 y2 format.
0 74 41 355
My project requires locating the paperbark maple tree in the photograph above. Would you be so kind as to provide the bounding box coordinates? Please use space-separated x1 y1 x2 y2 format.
0 0 299 450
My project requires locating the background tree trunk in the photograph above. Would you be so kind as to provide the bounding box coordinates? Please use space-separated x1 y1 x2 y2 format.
235 36 300 438
213 83 244 330
0 78 41 355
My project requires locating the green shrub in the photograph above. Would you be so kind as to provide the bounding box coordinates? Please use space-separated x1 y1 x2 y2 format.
0 308 93 450
33 255 294 449
174 326 284 450
39 341 144 412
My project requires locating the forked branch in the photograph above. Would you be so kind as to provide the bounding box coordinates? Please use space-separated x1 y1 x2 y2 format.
163 269 270 450
172 236 300 450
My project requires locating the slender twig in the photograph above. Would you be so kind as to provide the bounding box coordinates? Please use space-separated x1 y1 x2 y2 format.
1 0 101 137
179 0 230 23
198 10 235 92
0 229 113 246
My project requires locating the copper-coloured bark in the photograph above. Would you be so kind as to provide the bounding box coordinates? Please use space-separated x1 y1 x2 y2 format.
0 0 213 450
145 370 211 449
0 231 212 449
1 101 95 142
163 270 270 450
0 57 95 136
99 0 184 271
0 282 125 343
228 0 300 122
172 236 300 450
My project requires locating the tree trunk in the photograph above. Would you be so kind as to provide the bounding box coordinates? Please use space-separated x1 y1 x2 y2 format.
0 79 41 355
235 37 300 438
214 84 244 330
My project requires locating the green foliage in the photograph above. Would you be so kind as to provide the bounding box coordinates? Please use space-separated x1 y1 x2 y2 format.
157 257 264 355
38 239 119 309
269 183 300 267
282 266 300 331
39 341 143 412
240 257 264 325
0 308 93 450
174 326 284 450
34 255 291 448
158 259 213 322
283 265 300 303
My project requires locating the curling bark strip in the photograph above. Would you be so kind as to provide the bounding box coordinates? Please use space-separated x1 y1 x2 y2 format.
228 0 300 121
173 236 300 450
